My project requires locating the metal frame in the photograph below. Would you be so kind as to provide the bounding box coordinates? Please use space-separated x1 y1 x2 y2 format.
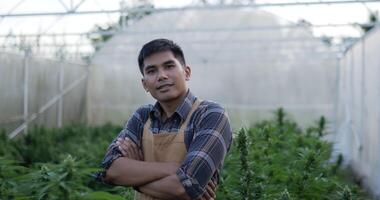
22 47 30 135
1 0 379 138
0 22 371 59
1 0 379 18
9 70 88 139
0 0 373 57
0 22 368 38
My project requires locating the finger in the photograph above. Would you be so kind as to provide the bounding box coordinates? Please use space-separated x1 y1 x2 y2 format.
125 138 140 159
206 185 214 198
203 193 211 200
118 145 128 156
208 180 216 190
126 138 139 152
202 187 212 200
124 141 138 159
116 138 123 145
206 185 216 198
116 138 124 148
119 141 131 157
119 141 129 152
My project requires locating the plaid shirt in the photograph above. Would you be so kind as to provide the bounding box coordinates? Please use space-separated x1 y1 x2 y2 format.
100 90 232 199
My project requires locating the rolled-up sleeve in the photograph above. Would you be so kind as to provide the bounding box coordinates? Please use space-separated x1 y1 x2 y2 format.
101 129 126 169
95 105 151 181
176 103 232 199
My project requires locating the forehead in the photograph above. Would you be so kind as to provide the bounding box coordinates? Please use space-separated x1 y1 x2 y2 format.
143 50 178 68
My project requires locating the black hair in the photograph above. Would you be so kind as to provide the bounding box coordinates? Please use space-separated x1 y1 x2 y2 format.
138 38 186 74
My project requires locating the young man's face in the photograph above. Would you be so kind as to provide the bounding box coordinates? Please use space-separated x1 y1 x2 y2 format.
141 50 191 103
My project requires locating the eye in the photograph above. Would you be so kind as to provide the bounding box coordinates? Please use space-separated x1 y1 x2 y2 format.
146 68 156 74
166 64 175 69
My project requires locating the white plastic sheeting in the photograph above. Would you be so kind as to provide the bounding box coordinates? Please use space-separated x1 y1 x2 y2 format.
0 52 88 136
88 8 337 128
335 27 380 198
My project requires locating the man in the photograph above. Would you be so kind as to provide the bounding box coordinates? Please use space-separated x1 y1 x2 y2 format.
98 39 232 200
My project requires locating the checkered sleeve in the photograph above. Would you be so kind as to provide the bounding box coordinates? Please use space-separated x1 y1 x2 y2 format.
176 102 233 199
95 105 151 182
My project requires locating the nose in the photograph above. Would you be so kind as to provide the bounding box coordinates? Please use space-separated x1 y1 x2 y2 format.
157 68 168 81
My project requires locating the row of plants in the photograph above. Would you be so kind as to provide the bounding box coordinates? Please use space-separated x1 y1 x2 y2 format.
0 109 370 199
217 109 369 200
0 123 133 200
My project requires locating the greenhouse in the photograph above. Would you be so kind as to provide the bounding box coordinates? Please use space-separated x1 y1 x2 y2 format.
1 0 380 199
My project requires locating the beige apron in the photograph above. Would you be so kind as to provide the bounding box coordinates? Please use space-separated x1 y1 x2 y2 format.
134 99 201 200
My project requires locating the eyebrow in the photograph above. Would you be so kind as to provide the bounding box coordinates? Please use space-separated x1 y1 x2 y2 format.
162 60 176 65
144 59 176 71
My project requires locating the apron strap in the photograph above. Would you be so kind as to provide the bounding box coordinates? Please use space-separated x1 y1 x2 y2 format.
179 98 202 133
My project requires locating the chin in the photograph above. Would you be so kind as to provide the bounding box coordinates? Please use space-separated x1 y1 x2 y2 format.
158 95 178 103
154 92 180 102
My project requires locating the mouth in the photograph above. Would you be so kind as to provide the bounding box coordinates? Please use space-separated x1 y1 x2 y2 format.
156 83 174 90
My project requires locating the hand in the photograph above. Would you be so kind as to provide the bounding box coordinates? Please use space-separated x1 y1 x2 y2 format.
196 180 217 200
116 137 144 161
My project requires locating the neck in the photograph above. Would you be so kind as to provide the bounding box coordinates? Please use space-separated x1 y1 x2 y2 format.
159 90 188 119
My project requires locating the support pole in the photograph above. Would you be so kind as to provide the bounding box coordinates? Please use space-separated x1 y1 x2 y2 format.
22 47 31 135
57 55 64 127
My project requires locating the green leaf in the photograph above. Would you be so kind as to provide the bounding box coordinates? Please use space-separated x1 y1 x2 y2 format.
83 191 126 200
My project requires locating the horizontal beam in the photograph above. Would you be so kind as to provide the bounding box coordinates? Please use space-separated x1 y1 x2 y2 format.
0 37 348 50
120 23 366 34
0 0 379 18
0 22 369 38
0 9 121 18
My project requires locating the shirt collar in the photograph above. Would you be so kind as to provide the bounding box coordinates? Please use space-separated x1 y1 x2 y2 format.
150 90 196 121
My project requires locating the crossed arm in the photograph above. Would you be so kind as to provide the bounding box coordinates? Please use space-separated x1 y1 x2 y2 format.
103 137 216 200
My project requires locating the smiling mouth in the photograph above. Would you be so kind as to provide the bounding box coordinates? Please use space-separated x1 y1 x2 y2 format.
156 83 174 90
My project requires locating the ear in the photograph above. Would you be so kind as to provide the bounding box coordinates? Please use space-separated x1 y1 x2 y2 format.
141 78 149 92
184 65 191 81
